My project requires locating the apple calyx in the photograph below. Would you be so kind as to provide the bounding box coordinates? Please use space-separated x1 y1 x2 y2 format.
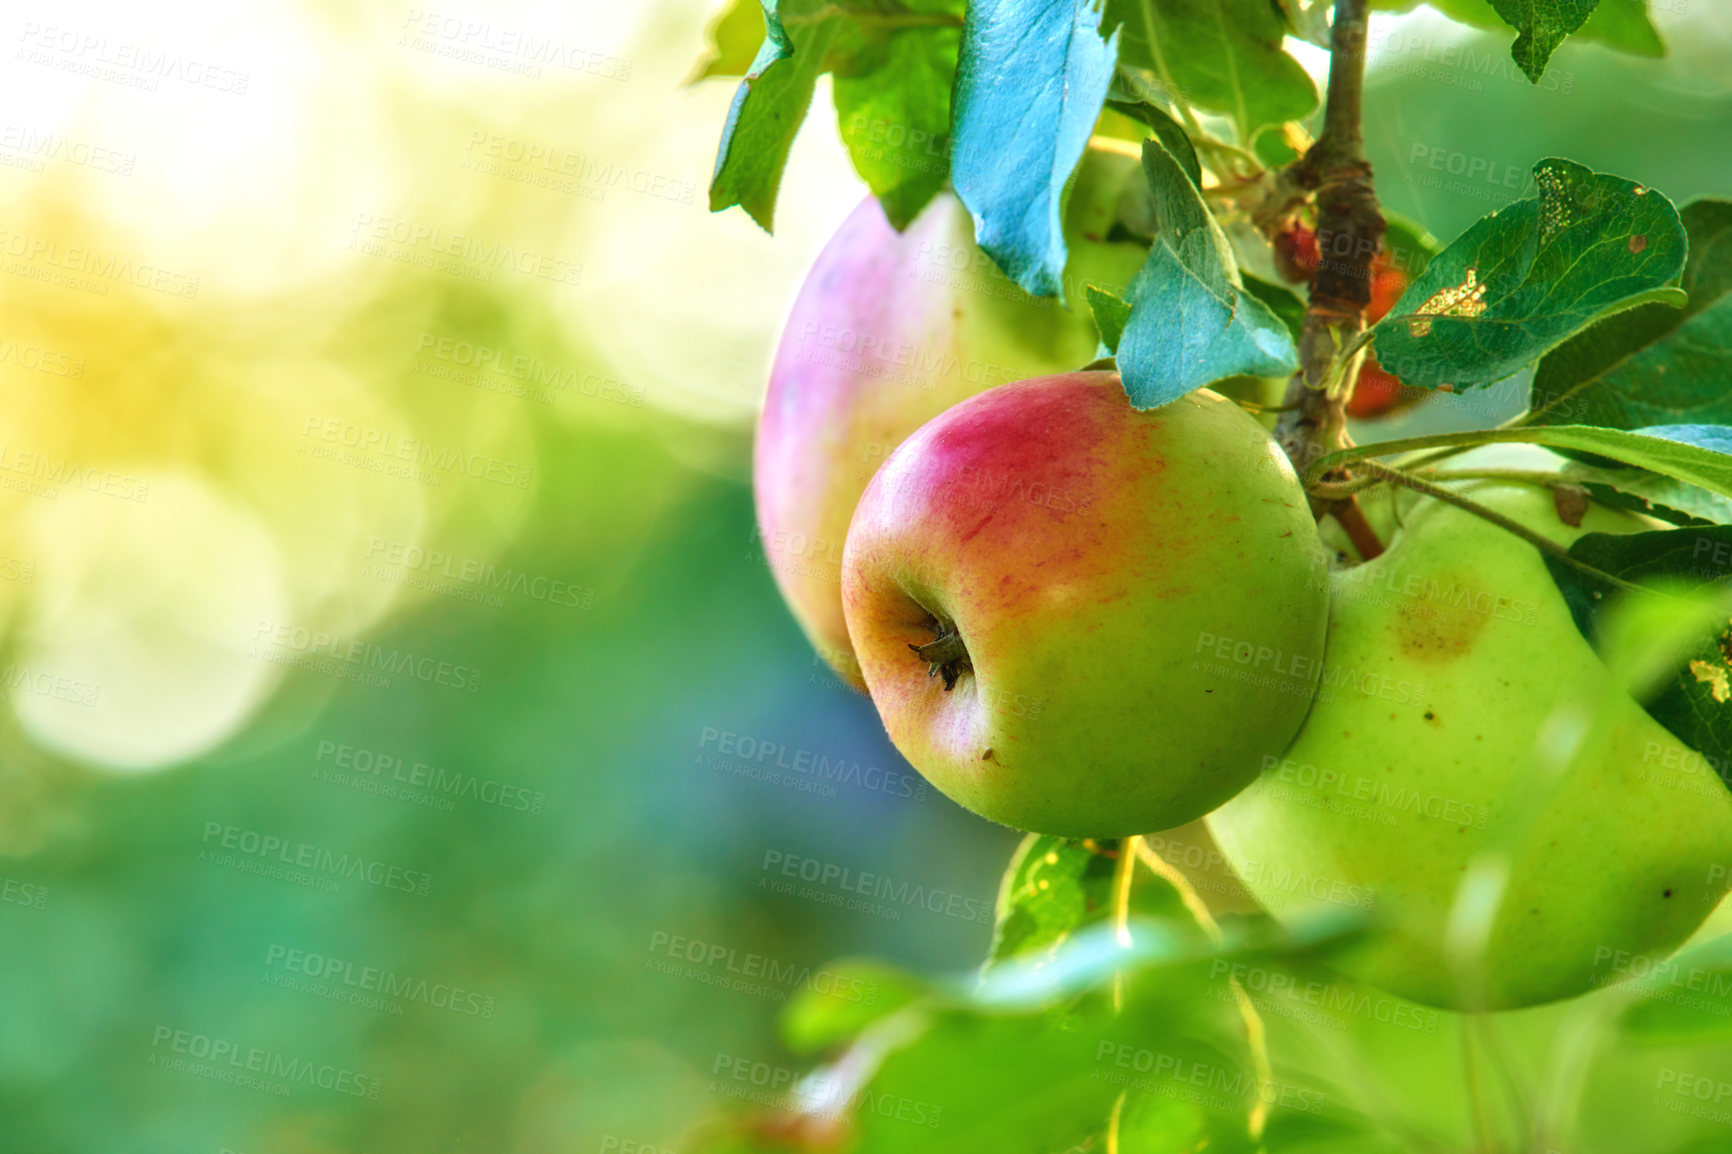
908 622 970 691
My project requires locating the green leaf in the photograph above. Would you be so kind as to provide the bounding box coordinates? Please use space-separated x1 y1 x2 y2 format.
709 2 849 231
1616 933 1732 1045
1416 0 1504 32
833 9 962 230
1242 273 1307 345
1488 0 1602 82
1421 0 1664 59
1541 531 1732 789
690 0 767 81
1318 425 1732 513
1576 0 1664 57
710 1 962 231
782 960 931 1052
840 936 1256 1152
1369 159 1687 393
951 0 1120 298
1102 86 1202 189
1105 0 1318 143
1530 200 1732 430
1086 286 1134 353
1560 463 1732 526
988 836 1122 965
1383 211 1442 283
1116 138 1298 409
1113 1077 1261 1154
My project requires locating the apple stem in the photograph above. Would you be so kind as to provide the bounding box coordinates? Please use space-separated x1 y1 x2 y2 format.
1276 0 1386 509
1332 495 1385 560
908 626 970 690
1353 461 1652 595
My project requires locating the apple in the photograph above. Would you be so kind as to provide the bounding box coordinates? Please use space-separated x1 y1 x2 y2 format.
754 148 1148 687
1272 222 1320 285
1207 452 1732 1008
1344 355 1427 420
840 373 1329 837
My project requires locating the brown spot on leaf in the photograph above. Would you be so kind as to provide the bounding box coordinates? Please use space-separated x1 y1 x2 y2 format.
1630 234 1648 254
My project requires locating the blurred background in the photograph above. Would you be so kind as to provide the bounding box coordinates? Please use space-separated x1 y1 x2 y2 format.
0 1 1729 1151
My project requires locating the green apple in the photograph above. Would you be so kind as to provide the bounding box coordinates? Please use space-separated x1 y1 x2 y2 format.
1207 455 1732 1008
754 146 1148 688
840 372 1329 837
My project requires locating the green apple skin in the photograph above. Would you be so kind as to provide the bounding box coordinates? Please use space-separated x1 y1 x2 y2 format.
1207 475 1732 1009
754 153 1146 688
840 373 1329 837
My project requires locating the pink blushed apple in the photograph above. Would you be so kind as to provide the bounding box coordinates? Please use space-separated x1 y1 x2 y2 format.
841 373 1329 837
754 155 1146 689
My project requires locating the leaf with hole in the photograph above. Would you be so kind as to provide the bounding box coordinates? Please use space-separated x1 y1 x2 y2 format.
1370 159 1687 393
1530 200 1732 431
